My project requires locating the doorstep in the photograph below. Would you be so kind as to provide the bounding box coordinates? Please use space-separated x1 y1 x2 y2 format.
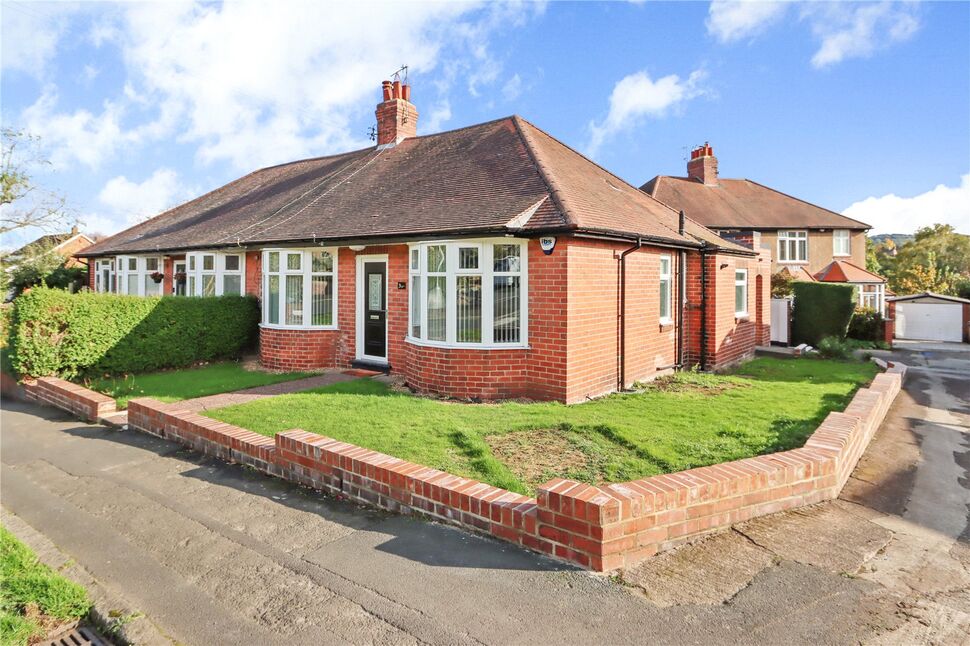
98 412 129 429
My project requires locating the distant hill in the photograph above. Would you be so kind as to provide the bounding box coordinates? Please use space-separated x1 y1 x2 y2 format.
868 233 913 247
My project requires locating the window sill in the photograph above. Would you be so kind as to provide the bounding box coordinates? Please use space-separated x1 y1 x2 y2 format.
259 323 339 331
735 313 750 322
659 318 674 332
778 261 809 266
833 253 852 258
405 336 529 351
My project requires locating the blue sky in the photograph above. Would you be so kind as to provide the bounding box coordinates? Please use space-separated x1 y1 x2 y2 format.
2 0 968 249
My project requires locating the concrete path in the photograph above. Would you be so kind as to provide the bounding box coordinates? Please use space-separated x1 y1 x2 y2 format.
173 369 362 413
1 344 967 645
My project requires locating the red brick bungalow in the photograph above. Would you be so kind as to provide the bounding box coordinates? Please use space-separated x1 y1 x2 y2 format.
78 80 770 404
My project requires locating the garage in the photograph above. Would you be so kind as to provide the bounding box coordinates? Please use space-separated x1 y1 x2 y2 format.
891 292 969 343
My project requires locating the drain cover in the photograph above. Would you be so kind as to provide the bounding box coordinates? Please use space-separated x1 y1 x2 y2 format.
45 624 112 646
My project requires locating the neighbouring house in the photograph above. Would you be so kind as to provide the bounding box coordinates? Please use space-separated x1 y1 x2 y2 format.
77 80 770 404
4 226 94 269
3 226 95 299
642 144 888 313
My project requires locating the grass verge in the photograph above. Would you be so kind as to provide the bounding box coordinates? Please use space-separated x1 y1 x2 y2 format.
86 361 316 409
0 526 91 645
204 357 877 495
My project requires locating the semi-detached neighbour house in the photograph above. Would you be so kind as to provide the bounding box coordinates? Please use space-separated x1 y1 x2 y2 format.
78 80 771 403
642 144 888 313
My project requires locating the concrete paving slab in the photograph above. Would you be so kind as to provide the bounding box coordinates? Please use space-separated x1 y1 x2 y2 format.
621 530 777 607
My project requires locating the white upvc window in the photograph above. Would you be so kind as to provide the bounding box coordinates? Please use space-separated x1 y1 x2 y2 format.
261 248 336 328
116 255 164 296
95 258 115 293
735 268 749 316
659 255 672 324
778 230 808 263
833 229 851 256
408 238 528 348
858 283 885 314
184 251 244 297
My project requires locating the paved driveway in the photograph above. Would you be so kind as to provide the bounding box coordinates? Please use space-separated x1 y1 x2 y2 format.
1 346 967 645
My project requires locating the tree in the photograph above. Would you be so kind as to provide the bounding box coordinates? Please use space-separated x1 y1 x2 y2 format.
1 128 76 236
865 237 884 275
4 240 70 297
888 224 970 296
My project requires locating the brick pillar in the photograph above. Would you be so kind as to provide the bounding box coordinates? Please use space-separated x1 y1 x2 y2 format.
883 301 895 348
163 257 174 295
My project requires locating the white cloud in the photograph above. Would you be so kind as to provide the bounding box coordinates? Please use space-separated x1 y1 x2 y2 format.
707 1 920 68
843 174 970 236
502 74 524 102
803 2 920 68
421 100 453 135
77 169 190 238
587 69 707 157
0 2 82 77
706 1 788 43
14 2 538 172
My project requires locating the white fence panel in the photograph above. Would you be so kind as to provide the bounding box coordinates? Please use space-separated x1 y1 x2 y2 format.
770 298 791 345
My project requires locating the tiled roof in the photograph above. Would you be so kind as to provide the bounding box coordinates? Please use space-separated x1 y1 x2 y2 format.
81 117 751 257
780 265 817 282
814 260 885 283
641 176 870 230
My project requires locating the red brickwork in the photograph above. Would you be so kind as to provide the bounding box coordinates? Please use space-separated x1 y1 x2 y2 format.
23 377 116 422
245 250 261 298
32 361 900 573
259 327 341 371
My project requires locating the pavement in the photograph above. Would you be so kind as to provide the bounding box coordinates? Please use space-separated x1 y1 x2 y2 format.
1 341 967 645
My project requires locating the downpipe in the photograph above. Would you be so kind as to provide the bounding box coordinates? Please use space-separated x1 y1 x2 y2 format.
618 236 643 391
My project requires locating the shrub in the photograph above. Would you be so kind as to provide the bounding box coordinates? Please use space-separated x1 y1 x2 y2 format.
816 336 854 360
847 307 884 341
9 287 260 379
770 271 796 298
791 282 856 346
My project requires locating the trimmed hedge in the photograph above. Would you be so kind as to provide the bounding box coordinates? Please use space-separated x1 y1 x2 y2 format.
10 287 260 379
791 282 855 346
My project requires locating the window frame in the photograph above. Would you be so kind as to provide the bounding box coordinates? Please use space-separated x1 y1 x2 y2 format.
95 258 115 293
407 238 529 349
184 251 245 297
777 230 808 264
115 255 164 296
734 268 749 317
260 247 338 330
833 229 851 257
659 255 672 324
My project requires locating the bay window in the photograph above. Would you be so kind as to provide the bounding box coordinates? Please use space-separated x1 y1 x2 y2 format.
735 269 748 316
184 251 244 297
659 255 672 323
116 256 163 296
408 239 527 347
778 230 808 263
833 230 851 256
262 248 336 328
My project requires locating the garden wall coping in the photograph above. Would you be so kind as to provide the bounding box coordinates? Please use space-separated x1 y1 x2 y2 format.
27 363 906 571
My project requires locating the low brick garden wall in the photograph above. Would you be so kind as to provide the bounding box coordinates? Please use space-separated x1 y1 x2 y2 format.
24 364 905 571
23 377 116 423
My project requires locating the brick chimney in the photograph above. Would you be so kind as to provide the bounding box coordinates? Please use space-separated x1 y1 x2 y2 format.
687 142 718 186
375 79 418 147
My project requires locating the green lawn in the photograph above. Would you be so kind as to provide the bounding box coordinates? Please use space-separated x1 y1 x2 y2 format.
87 361 315 409
204 358 877 495
1 526 91 645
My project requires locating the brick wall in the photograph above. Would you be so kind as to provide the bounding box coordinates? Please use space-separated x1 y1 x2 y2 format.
259 327 341 371
565 239 678 402
245 250 261 298
28 360 903 572
23 377 116 422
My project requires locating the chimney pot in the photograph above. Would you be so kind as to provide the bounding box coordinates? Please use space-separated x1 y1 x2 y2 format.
375 79 419 146
687 142 718 185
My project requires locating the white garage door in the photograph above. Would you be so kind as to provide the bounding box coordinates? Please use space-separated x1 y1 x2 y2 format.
896 303 962 342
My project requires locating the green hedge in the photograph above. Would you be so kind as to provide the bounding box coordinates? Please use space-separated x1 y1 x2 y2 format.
9 287 260 379
791 282 855 346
